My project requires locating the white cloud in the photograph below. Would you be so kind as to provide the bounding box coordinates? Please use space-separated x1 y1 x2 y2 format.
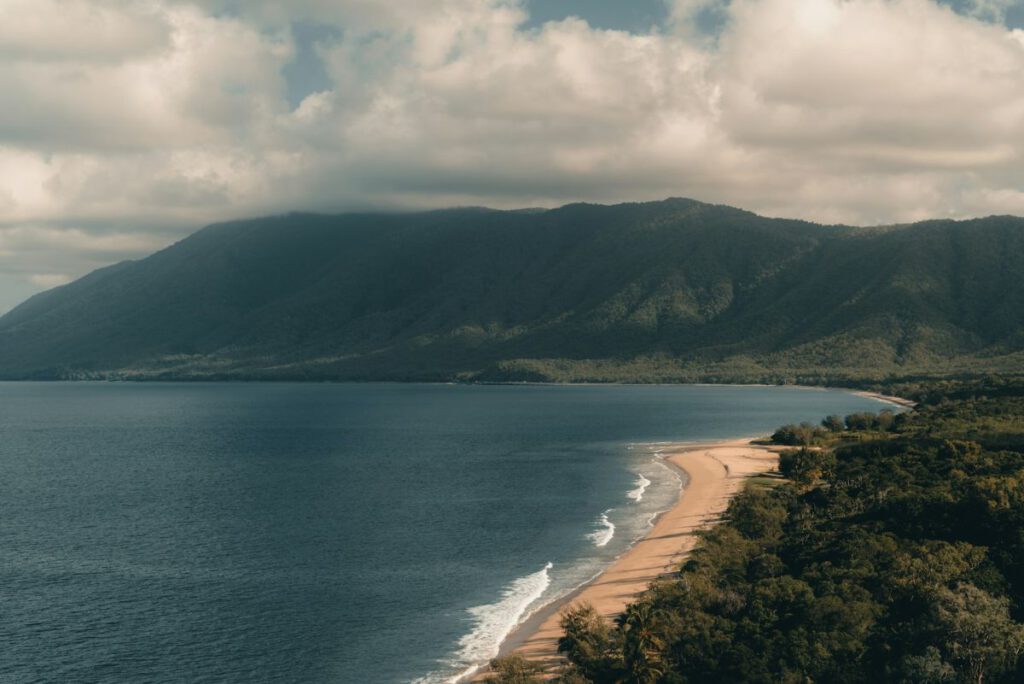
28 273 72 288
718 0 1024 157
0 224 169 254
0 5 291 152
3 0 1024 311
0 0 171 62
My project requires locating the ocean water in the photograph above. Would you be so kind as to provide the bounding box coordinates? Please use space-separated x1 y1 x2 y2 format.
0 382 893 683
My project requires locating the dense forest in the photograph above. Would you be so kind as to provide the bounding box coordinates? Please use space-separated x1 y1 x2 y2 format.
1 198 1023 382
489 377 1024 683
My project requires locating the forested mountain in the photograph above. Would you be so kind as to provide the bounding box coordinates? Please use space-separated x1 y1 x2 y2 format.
1 198 1023 381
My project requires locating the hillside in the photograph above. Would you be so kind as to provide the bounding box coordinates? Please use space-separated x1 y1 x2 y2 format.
1 198 1023 382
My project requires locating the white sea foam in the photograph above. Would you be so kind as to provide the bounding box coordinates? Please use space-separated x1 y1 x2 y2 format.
627 473 651 502
587 509 616 547
418 561 554 683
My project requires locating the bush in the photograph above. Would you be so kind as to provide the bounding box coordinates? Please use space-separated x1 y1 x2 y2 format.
558 603 623 681
771 422 826 446
779 448 836 485
488 655 545 683
844 410 898 432
875 409 896 431
822 414 846 432
845 412 877 431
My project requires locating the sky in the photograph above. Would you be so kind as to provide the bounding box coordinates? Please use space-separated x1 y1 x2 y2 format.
2 0 1024 313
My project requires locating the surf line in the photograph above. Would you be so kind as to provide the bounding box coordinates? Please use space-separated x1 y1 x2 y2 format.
587 509 616 547
627 473 651 502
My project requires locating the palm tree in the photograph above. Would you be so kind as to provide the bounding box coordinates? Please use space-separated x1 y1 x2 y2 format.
617 602 669 684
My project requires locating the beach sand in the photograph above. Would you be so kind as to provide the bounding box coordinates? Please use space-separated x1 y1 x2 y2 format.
480 437 784 677
851 390 918 409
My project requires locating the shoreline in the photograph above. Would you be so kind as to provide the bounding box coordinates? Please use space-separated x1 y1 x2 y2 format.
471 436 785 679
849 390 918 409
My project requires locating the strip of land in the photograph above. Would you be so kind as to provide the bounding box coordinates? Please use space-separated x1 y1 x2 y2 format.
851 390 918 409
483 437 784 677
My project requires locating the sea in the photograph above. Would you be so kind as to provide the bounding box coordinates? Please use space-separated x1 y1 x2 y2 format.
0 382 894 683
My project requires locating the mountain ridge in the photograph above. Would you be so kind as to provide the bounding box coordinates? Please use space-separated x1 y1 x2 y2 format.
2 198 1023 383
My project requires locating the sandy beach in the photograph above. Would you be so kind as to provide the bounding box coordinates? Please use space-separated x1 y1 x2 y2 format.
480 437 784 677
851 390 918 409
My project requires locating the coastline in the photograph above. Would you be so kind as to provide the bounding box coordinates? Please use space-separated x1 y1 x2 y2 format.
473 436 785 679
849 390 918 409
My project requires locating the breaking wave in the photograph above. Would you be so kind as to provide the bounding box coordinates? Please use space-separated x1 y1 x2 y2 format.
627 474 651 502
413 562 555 683
587 509 616 547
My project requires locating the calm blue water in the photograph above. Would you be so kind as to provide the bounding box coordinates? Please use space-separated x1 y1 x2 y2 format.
0 383 892 683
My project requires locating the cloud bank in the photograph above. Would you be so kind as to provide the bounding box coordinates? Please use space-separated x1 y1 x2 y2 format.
2 0 1024 310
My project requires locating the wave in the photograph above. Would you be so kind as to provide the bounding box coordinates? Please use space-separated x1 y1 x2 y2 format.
415 561 554 683
587 509 616 547
627 473 651 502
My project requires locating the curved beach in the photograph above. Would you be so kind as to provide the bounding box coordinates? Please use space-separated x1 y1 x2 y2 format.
487 437 784 676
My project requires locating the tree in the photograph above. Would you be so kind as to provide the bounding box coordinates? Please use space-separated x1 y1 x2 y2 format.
618 602 670 684
875 409 896 431
778 447 836 485
488 655 545 684
727 489 789 540
845 412 877 431
931 583 1024 684
771 422 825 446
559 603 623 681
898 646 956 683
822 414 845 432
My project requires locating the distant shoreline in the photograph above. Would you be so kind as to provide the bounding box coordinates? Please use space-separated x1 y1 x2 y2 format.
0 377 921 402
849 390 918 409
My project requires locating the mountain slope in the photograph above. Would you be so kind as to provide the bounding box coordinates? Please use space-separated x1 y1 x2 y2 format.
1 199 1023 382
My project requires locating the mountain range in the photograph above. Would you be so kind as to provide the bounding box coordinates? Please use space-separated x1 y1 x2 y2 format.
2 198 1023 383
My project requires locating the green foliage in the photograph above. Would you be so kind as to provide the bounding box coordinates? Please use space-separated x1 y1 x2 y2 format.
822 414 846 432
558 604 623 682
778 447 836 485
557 382 1024 683
488 655 546 683
929 583 1024 684
845 411 878 430
617 602 673 684
771 422 826 446
2 200 1024 381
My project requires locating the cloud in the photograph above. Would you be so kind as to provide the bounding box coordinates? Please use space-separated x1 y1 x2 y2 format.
28 273 72 288
718 0 1024 156
0 0 171 62
0 225 169 255
0 5 290 153
2 0 1024 311
709 0 1024 221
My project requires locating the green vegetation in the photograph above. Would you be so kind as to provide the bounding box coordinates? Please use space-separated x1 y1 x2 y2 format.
1 199 1023 381
487 655 547 683
490 380 1024 683
770 410 897 446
